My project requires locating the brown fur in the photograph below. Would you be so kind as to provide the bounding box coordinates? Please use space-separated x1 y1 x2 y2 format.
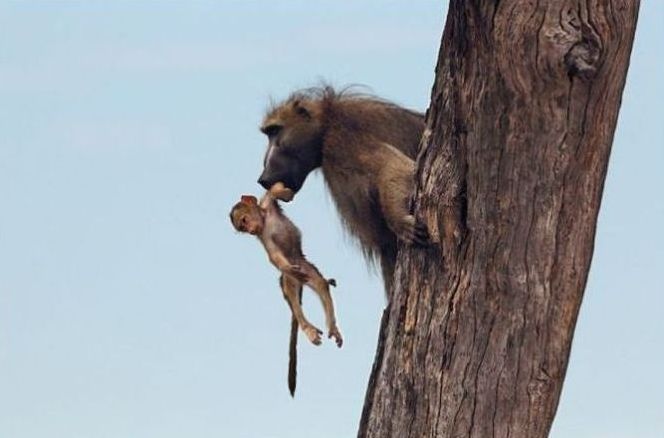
230 192 342 396
259 87 427 293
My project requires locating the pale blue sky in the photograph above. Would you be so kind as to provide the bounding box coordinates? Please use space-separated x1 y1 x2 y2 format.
0 2 662 438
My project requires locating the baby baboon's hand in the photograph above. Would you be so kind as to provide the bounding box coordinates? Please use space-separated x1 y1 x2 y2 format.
302 324 323 345
286 264 309 282
268 182 295 202
398 215 430 246
328 326 343 348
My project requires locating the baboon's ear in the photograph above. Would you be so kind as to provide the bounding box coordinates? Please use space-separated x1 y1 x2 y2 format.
240 195 258 205
292 99 311 119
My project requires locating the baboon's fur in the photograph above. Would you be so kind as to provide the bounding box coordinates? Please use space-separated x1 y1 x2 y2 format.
230 193 342 395
258 87 427 293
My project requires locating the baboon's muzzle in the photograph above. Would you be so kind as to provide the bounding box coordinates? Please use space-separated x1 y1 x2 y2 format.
258 146 317 201
258 156 309 201
257 167 305 202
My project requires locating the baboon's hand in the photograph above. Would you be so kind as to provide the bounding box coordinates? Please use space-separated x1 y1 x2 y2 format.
268 182 295 202
398 215 430 246
302 324 323 345
328 326 343 348
285 264 309 282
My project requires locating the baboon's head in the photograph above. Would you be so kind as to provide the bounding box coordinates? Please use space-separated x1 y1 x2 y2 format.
229 195 263 235
257 98 324 201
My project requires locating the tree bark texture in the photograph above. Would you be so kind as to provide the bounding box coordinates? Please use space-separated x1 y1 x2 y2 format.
358 1 639 437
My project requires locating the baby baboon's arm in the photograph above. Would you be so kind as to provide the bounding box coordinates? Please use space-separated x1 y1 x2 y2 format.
264 239 308 281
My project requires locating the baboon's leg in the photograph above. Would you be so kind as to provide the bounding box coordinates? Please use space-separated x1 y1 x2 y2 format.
280 274 322 345
302 261 343 348
379 253 396 297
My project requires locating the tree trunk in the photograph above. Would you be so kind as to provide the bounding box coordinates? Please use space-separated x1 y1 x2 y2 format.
358 1 639 437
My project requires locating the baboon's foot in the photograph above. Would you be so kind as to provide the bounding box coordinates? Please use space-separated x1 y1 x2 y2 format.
302 325 323 345
328 326 343 348
398 215 430 246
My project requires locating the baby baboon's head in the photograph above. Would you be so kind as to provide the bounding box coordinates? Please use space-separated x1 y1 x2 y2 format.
229 195 263 235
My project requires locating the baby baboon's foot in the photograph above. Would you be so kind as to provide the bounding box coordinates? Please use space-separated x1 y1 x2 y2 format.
328 326 343 348
398 215 430 246
302 324 323 346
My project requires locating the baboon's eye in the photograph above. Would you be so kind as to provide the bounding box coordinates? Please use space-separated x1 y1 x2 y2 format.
261 124 283 137
237 216 247 232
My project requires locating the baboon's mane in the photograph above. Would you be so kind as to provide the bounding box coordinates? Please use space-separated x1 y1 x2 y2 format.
266 85 422 119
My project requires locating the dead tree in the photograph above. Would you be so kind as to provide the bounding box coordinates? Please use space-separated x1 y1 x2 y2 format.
358 1 639 437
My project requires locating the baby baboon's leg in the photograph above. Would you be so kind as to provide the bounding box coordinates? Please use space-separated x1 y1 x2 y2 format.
302 262 343 347
280 274 323 345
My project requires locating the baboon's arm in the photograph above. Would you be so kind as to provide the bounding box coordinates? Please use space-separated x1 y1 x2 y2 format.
259 191 277 210
266 244 291 270
375 143 429 246
378 187 427 246
265 240 308 281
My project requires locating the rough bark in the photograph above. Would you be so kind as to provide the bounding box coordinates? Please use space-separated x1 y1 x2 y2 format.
358 1 639 437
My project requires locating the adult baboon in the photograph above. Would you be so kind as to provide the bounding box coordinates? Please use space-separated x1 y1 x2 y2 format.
257 86 427 293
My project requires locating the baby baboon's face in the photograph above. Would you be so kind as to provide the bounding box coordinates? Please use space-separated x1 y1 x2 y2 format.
257 99 323 200
230 197 263 235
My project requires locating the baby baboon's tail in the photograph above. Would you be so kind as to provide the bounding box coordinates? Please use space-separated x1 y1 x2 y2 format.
287 313 298 397
287 283 303 397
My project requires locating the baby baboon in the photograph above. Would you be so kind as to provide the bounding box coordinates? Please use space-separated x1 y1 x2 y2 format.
229 190 342 395
257 86 427 294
